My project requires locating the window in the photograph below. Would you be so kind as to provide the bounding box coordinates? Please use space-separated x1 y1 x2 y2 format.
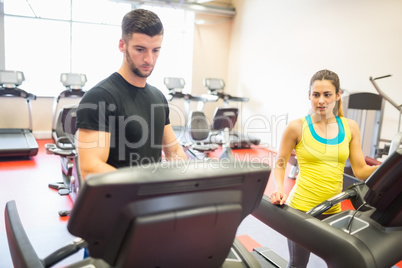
3 0 194 96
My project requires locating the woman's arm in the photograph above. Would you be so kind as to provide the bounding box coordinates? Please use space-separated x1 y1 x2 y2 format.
347 119 379 180
271 119 301 205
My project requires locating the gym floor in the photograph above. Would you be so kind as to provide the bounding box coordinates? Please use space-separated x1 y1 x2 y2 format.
0 140 401 267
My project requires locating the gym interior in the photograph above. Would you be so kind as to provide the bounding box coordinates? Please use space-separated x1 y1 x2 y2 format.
1 0 402 267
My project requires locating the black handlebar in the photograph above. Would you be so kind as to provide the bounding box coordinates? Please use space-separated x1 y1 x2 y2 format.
369 74 401 111
370 74 392 81
307 188 358 217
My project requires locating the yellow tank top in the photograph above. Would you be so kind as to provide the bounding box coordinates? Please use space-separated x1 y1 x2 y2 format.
288 115 351 214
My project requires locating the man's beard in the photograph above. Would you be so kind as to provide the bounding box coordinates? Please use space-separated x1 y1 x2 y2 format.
125 49 153 78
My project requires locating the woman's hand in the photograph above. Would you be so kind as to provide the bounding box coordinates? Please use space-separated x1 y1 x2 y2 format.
270 190 287 205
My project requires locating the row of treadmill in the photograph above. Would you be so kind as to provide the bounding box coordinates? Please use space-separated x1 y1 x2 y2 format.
0 70 260 159
2 70 402 267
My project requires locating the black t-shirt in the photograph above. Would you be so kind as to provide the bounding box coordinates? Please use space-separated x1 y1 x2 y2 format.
76 72 170 168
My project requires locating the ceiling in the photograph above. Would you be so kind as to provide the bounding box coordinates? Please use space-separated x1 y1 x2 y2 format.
115 0 236 17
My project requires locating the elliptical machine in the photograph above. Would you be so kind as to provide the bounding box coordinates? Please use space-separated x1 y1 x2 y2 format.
46 73 86 216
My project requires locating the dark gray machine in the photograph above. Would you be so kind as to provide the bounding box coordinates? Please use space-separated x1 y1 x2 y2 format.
164 77 207 127
0 70 38 158
164 76 209 142
5 161 271 268
51 73 86 142
201 78 260 149
5 149 402 267
46 74 86 216
163 77 220 159
47 73 86 195
186 108 238 161
342 91 384 159
46 105 82 209
342 75 402 159
253 148 402 268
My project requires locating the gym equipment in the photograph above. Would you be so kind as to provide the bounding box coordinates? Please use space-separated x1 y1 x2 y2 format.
202 78 249 104
185 110 219 159
342 91 384 159
0 70 38 158
253 148 402 267
164 77 207 113
46 74 86 208
46 105 82 216
164 77 212 144
370 75 402 157
201 78 260 148
52 73 86 142
186 108 245 161
164 77 208 129
205 107 256 154
210 107 240 160
339 84 394 176
163 77 222 159
5 160 272 268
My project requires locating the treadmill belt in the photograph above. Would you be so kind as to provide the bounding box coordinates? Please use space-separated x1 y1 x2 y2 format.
0 129 39 157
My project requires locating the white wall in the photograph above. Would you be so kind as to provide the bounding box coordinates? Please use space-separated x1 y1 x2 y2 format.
226 0 402 150
191 13 233 122
5 0 402 149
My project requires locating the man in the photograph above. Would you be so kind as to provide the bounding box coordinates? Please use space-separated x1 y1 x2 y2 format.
76 9 187 179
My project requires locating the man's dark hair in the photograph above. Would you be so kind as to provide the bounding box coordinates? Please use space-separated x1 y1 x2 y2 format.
122 9 164 42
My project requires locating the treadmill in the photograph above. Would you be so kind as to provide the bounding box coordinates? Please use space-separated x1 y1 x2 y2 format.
5 151 402 267
52 73 86 143
253 148 402 267
201 78 261 148
4 161 272 267
163 77 209 144
46 73 86 213
0 70 38 158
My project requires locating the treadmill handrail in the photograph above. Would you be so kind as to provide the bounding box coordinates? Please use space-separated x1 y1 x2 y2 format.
306 187 359 217
0 87 36 100
56 88 85 101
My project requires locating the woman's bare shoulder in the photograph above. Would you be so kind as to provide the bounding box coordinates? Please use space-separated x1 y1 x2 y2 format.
287 118 303 130
283 118 303 141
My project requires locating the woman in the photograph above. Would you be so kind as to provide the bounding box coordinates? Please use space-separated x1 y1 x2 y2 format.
270 69 378 267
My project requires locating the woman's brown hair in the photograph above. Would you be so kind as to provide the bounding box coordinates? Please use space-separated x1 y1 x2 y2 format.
309 69 344 117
